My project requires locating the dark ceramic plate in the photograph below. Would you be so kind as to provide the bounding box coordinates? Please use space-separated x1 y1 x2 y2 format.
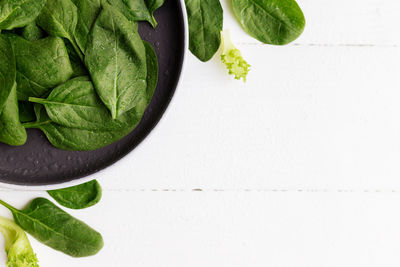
0 0 186 186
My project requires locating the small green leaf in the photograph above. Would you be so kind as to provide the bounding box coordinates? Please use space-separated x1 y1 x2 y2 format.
48 180 102 209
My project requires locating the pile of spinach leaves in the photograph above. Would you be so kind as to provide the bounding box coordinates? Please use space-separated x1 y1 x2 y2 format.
0 0 163 150
183 0 306 81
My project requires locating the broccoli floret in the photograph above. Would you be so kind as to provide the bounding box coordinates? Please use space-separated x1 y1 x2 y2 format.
220 30 251 82
0 216 39 267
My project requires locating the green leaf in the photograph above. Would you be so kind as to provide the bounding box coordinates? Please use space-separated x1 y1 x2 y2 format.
20 22 45 41
18 101 36 123
0 84 27 146
36 0 83 60
0 216 39 267
64 39 88 78
0 0 46 30
231 0 305 45
143 41 158 101
8 35 74 101
184 0 223 62
29 77 140 131
0 198 104 258
24 101 146 151
85 3 147 119
48 180 102 209
0 35 15 112
70 0 102 53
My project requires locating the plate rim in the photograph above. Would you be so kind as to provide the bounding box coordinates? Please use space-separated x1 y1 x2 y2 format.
0 0 189 190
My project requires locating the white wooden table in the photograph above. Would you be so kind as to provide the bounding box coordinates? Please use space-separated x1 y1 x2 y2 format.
2 0 400 266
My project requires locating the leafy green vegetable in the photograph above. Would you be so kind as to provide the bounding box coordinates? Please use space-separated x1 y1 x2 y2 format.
0 198 104 258
36 0 83 60
24 102 145 151
70 0 101 53
184 0 223 62
18 101 36 123
8 35 74 101
85 3 147 119
143 41 159 101
48 180 102 209
29 77 139 131
0 216 39 267
105 0 162 27
0 84 27 146
231 0 305 45
0 35 15 112
0 0 46 30
20 22 45 41
220 30 250 81
64 39 88 78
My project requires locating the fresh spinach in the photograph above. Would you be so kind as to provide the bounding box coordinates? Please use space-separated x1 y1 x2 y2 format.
0 35 15 112
18 101 36 123
0 84 27 146
0 0 46 30
29 77 139 131
48 180 102 209
0 198 104 257
64 39 88 78
36 0 83 60
8 35 74 101
143 41 159 101
20 22 45 41
184 0 223 62
231 0 305 45
85 3 147 119
24 103 145 151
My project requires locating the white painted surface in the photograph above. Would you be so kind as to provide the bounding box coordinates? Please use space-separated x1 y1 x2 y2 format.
2 0 400 266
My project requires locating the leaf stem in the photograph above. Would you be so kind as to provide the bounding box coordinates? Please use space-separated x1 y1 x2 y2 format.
70 39 84 62
23 120 52 129
0 199 16 212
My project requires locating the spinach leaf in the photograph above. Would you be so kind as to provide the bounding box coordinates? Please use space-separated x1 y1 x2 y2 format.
143 41 158 101
70 0 101 53
105 0 155 27
0 35 15 112
36 0 83 60
18 101 36 123
231 0 305 45
8 35 74 101
20 22 45 41
85 3 147 119
0 0 46 30
64 39 88 78
144 0 165 27
0 84 27 146
0 198 104 257
48 180 102 209
184 0 223 62
29 77 138 131
24 102 146 151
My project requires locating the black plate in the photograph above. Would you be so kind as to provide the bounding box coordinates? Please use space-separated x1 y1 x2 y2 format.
0 1 185 186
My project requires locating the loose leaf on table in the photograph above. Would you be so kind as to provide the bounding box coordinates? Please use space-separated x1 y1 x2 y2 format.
85 3 147 119
0 198 104 257
29 77 139 131
48 180 102 209
24 102 146 151
18 101 36 123
19 22 45 41
143 41 159 101
184 0 223 62
0 35 15 112
8 35 74 101
0 0 46 30
231 0 305 45
0 84 27 146
36 0 83 60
